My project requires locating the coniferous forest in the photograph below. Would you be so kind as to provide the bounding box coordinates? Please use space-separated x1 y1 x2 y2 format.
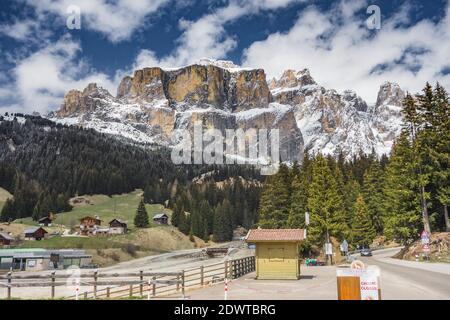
259 83 449 250
0 83 448 245
0 114 262 242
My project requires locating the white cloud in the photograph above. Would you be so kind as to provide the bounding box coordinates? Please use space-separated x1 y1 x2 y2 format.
242 0 450 103
134 0 304 68
20 0 171 43
0 19 40 41
4 35 121 114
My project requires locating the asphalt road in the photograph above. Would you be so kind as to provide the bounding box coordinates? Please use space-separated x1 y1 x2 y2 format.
358 248 450 300
180 247 450 300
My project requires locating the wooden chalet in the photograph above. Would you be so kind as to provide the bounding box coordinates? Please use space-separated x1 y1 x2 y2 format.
24 227 48 241
109 219 128 234
0 232 13 246
153 213 169 225
38 216 53 227
79 216 102 236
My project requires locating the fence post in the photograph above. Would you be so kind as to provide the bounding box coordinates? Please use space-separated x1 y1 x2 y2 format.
106 287 110 298
93 270 98 299
231 260 235 279
200 265 204 286
129 284 133 298
181 270 185 298
7 271 11 300
152 276 156 297
224 260 228 279
139 270 143 297
176 274 180 291
51 271 56 299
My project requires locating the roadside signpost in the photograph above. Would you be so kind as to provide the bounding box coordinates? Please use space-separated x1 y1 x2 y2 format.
421 230 430 244
340 240 349 255
325 242 333 265
421 230 431 261
325 243 333 255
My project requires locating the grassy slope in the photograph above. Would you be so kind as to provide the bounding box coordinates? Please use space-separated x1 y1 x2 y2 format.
10 190 198 267
17 189 171 230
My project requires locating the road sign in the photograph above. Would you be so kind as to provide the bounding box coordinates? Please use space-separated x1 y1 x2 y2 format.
360 268 380 300
325 243 333 255
421 230 430 244
341 240 349 253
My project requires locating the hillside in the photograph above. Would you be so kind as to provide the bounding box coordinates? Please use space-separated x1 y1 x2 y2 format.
8 190 205 267
394 232 450 263
16 189 171 230
0 187 12 213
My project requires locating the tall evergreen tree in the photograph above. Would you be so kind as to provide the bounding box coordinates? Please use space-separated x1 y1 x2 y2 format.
213 200 233 242
307 155 347 245
383 133 422 244
362 162 385 233
403 91 432 234
430 84 450 231
134 198 149 228
258 164 291 228
352 195 376 246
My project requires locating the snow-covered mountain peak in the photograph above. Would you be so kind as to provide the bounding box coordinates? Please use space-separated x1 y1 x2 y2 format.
376 81 405 107
51 59 406 161
269 68 317 92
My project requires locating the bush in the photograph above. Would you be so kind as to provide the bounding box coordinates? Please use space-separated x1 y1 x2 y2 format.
109 252 121 262
122 243 139 257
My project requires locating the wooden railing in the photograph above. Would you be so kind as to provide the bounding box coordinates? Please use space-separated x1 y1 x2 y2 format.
0 256 256 300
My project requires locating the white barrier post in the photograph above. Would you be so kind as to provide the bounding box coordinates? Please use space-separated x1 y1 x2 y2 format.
224 278 228 300
147 279 151 300
75 278 80 300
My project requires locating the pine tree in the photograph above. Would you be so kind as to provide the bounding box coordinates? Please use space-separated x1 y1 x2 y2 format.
171 201 182 227
342 177 360 233
404 91 432 234
258 164 291 228
383 133 422 244
352 195 376 246
178 210 190 235
362 162 385 233
134 198 149 228
213 200 233 242
307 155 346 245
430 84 450 231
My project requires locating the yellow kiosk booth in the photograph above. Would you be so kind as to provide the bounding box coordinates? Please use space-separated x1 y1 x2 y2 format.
245 228 306 280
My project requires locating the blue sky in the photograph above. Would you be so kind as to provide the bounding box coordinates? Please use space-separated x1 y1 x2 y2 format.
0 0 449 113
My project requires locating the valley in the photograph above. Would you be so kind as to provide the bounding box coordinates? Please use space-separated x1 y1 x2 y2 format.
1 190 208 267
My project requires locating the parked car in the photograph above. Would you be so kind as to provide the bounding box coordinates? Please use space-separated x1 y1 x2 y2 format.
360 248 372 257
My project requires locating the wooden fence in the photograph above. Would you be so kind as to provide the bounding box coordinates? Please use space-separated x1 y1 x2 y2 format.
0 256 255 300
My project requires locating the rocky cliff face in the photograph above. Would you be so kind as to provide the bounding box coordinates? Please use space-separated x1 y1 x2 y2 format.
270 71 404 156
114 64 271 112
52 59 405 162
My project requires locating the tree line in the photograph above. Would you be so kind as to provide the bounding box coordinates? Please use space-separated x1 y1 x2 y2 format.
144 175 261 242
0 115 263 227
258 83 449 251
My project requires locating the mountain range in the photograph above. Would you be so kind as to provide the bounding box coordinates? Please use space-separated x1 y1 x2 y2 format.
49 58 406 162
